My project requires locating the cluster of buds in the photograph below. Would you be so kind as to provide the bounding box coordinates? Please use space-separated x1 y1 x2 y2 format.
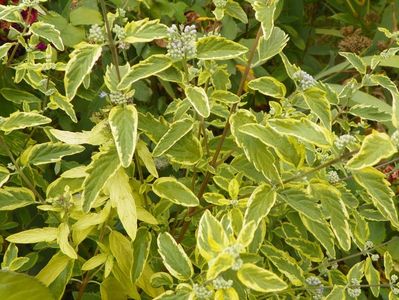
391 130 399 147
109 91 129 105
166 24 197 60
21 0 39 6
112 24 129 50
212 277 233 290
193 284 213 299
347 278 361 298
391 275 399 295
334 134 356 150
88 24 105 44
214 0 227 8
306 276 324 299
327 170 340 184
293 70 317 90
224 244 243 271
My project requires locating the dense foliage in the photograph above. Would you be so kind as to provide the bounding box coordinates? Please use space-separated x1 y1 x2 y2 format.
1 0 399 299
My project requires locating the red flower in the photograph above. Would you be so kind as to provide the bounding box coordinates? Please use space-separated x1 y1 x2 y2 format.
21 8 38 25
36 41 47 51
383 165 399 183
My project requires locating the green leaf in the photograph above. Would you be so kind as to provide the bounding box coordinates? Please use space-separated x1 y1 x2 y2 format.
239 123 304 167
268 118 333 147
82 147 121 212
0 166 10 187
196 36 248 60
237 221 257 247
124 19 168 44
225 0 248 23
197 210 229 260
185 86 210 118
7 228 58 244
109 105 138 168
152 177 199 207
0 43 14 61
118 55 172 90
50 121 109 146
109 231 133 280
136 140 158 178
339 52 366 74
0 271 54 300
353 167 399 228
0 111 51 132
301 215 336 258
0 88 41 104
237 263 288 293
70 7 102 26
285 238 324 262
35 252 71 286
64 43 102 100
248 76 286 99
82 253 108 271
30 22 64 51
157 232 193 281
231 110 281 183
244 184 276 226
57 223 77 259
300 87 332 129
325 285 346 300
206 252 235 281
152 118 194 157
253 27 289 67
211 90 241 104
347 131 396 170
107 169 137 241
252 0 278 39
132 228 152 282
310 183 351 251
349 104 391 122
0 187 35 211
384 251 393 279
23 142 85 166
260 244 305 286
365 257 380 297
49 92 77 123
280 189 324 223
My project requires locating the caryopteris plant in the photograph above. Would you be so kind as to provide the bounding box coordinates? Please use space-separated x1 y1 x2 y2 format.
1 0 399 299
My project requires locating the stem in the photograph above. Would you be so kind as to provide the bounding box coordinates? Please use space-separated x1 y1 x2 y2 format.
7 8 32 67
176 27 263 243
99 0 121 82
0 135 45 202
279 150 358 186
76 225 107 300
310 240 393 272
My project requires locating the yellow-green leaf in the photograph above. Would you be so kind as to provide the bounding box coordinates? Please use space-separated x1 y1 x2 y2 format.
185 86 210 118
347 131 396 170
196 36 248 60
268 118 333 147
244 184 276 226
237 263 288 293
157 232 193 281
82 147 121 212
0 187 35 211
152 118 194 157
109 105 138 168
7 228 58 244
57 223 77 259
353 167 399 229
23 142 84 166
64 43 102 100
107 169 137 241
152 177 199 207
0 111 51 132
248 76 286 98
